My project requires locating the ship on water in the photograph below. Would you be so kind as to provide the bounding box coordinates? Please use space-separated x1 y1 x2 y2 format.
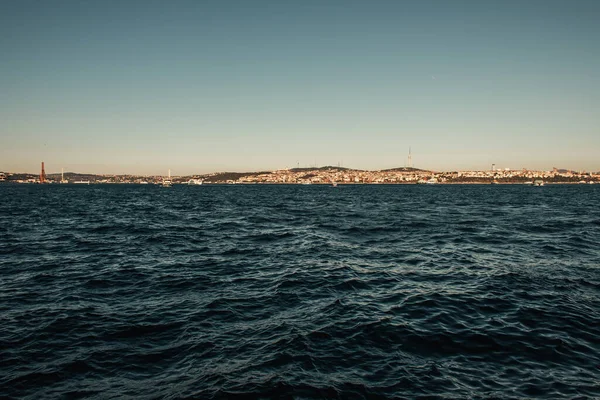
162 170 172 187
60 168 68 184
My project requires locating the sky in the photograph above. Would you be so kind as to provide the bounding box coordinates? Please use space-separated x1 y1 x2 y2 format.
1 0 599 175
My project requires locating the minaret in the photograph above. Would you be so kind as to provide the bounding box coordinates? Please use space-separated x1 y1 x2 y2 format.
40 162 46 184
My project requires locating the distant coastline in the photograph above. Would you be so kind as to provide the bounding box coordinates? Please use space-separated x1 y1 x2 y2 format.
1 166 598 185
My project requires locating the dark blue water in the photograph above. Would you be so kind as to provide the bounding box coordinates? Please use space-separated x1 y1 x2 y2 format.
1 184 599 399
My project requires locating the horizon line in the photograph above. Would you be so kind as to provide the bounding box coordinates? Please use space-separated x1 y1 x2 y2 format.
3 165 599 176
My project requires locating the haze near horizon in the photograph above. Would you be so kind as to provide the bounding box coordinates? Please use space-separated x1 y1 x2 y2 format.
1 0 599 175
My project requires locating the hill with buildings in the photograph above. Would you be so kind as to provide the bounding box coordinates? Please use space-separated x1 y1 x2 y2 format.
1 166 598 185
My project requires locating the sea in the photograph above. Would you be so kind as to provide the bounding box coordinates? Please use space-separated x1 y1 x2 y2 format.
1 184 599 399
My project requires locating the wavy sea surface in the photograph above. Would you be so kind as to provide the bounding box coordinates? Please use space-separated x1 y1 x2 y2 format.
1 184 599 399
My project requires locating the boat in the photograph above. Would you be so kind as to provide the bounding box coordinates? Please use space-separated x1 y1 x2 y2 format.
162 169 172 187
187 178 203 185
60 168 68 184
532 179 544 186
331 181 338 187
73 180 90 185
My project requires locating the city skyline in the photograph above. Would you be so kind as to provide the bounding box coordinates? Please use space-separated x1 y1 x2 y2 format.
2 0 599 175
3 161 598 186
3 157 599 176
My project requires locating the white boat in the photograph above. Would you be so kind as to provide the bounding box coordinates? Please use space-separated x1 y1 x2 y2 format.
532 180 544 186
162 169 172 187
60 168 68 184
74 180 90 185
187 178 203 185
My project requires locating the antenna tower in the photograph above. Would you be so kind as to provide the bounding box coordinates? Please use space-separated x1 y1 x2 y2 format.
407 147 413 168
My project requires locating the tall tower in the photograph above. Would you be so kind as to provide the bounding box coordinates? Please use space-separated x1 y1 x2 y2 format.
40 162 46 184
407 147 413 168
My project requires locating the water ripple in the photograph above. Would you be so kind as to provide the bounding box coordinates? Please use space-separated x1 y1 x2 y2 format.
1 184 599 399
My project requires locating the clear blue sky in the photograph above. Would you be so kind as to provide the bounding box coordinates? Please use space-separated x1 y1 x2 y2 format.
1 0 599 174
